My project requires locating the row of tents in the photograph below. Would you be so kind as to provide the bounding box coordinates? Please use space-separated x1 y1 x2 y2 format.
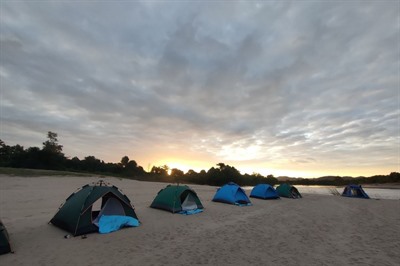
0 182 369 255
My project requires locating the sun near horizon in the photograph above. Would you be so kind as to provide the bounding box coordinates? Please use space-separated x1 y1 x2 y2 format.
146 157 396 179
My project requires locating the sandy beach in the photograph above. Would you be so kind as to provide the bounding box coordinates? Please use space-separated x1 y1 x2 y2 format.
0 175 399 266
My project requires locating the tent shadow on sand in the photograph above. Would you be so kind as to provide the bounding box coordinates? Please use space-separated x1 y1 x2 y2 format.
49 180 139 236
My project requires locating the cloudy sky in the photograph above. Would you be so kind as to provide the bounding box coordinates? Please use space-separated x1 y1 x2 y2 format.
1 1 399 178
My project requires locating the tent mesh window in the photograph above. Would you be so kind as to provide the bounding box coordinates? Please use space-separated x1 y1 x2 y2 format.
92 196 126 225
181 193 198 211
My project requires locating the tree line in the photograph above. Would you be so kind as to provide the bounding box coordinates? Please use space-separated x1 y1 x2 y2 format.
1 132 399 186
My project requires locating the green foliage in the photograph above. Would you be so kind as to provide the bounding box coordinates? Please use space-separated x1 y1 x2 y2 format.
42 131 63 155
170 168 184 183
205 163 241 186
150 165 168 176
120 156 129 167
1 134 399 186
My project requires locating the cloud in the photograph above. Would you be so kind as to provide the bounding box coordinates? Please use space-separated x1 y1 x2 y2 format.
1 1 398 177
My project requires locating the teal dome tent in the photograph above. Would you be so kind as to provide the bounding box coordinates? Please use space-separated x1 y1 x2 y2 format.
50 180 139 236
276 183 302 198
150 185 204 213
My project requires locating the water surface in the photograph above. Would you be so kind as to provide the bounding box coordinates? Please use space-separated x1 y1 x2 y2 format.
243 185 400 200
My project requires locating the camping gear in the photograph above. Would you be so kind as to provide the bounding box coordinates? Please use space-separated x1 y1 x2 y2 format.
212 182 252 206
250 184 280 199
150 184 204 213
178 209 203 215
276 183 302 198
50 180 139 236
342 184 370 199
97 215 139 234
0 219 11 255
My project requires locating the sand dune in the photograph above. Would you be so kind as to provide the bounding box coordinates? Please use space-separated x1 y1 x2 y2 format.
0 175 399 266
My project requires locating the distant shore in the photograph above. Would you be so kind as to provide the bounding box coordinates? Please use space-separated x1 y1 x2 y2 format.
360 183 400 189
1 167 399 188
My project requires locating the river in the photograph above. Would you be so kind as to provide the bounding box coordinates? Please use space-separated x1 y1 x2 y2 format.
243 185 400 200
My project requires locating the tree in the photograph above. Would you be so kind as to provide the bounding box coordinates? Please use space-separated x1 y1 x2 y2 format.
206 163 242 186
170 168 184 180
0 139 11 166
8 144 26 168
42 131 63 155
82 156 102 172
123 160 140 176
40 131 65 169
265 174 278 185
68 156 82 170
150 165 169 176
126 160 138 170
23 147 42 169
121 156 129 168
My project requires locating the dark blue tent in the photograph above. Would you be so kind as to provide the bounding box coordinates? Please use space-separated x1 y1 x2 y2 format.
342 184 369 199
250 184 280 199
0 219 11 255
212 182 252 206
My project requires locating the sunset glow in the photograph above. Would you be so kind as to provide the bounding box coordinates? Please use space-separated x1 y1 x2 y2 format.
1 2 398 178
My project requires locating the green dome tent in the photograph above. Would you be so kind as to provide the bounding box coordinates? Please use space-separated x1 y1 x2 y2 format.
50 180 139 236
276 183 302 198
150 185 204 213
0 219 11 255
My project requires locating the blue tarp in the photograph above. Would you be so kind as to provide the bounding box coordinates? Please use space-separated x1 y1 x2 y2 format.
98 215 140 234
234 202 252 206
178 209 204 215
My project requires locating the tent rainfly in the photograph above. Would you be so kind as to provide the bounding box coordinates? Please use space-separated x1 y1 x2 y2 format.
212 182 252 206
250 184 280 199
276 183 302 199
342 184 370 199
50 180 139 236
0 219 11 255
150 185 204 213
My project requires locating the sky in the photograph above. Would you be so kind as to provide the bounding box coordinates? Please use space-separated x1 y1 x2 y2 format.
0 1 399 178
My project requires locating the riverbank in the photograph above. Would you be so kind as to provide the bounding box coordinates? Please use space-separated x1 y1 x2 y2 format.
0 175 399 265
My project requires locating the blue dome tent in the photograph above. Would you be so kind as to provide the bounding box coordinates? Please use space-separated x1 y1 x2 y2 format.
212 182 252 206
342 184 369 199
250 184 280 199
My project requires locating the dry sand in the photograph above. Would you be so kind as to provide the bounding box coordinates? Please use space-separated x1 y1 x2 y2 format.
0 175 399 266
